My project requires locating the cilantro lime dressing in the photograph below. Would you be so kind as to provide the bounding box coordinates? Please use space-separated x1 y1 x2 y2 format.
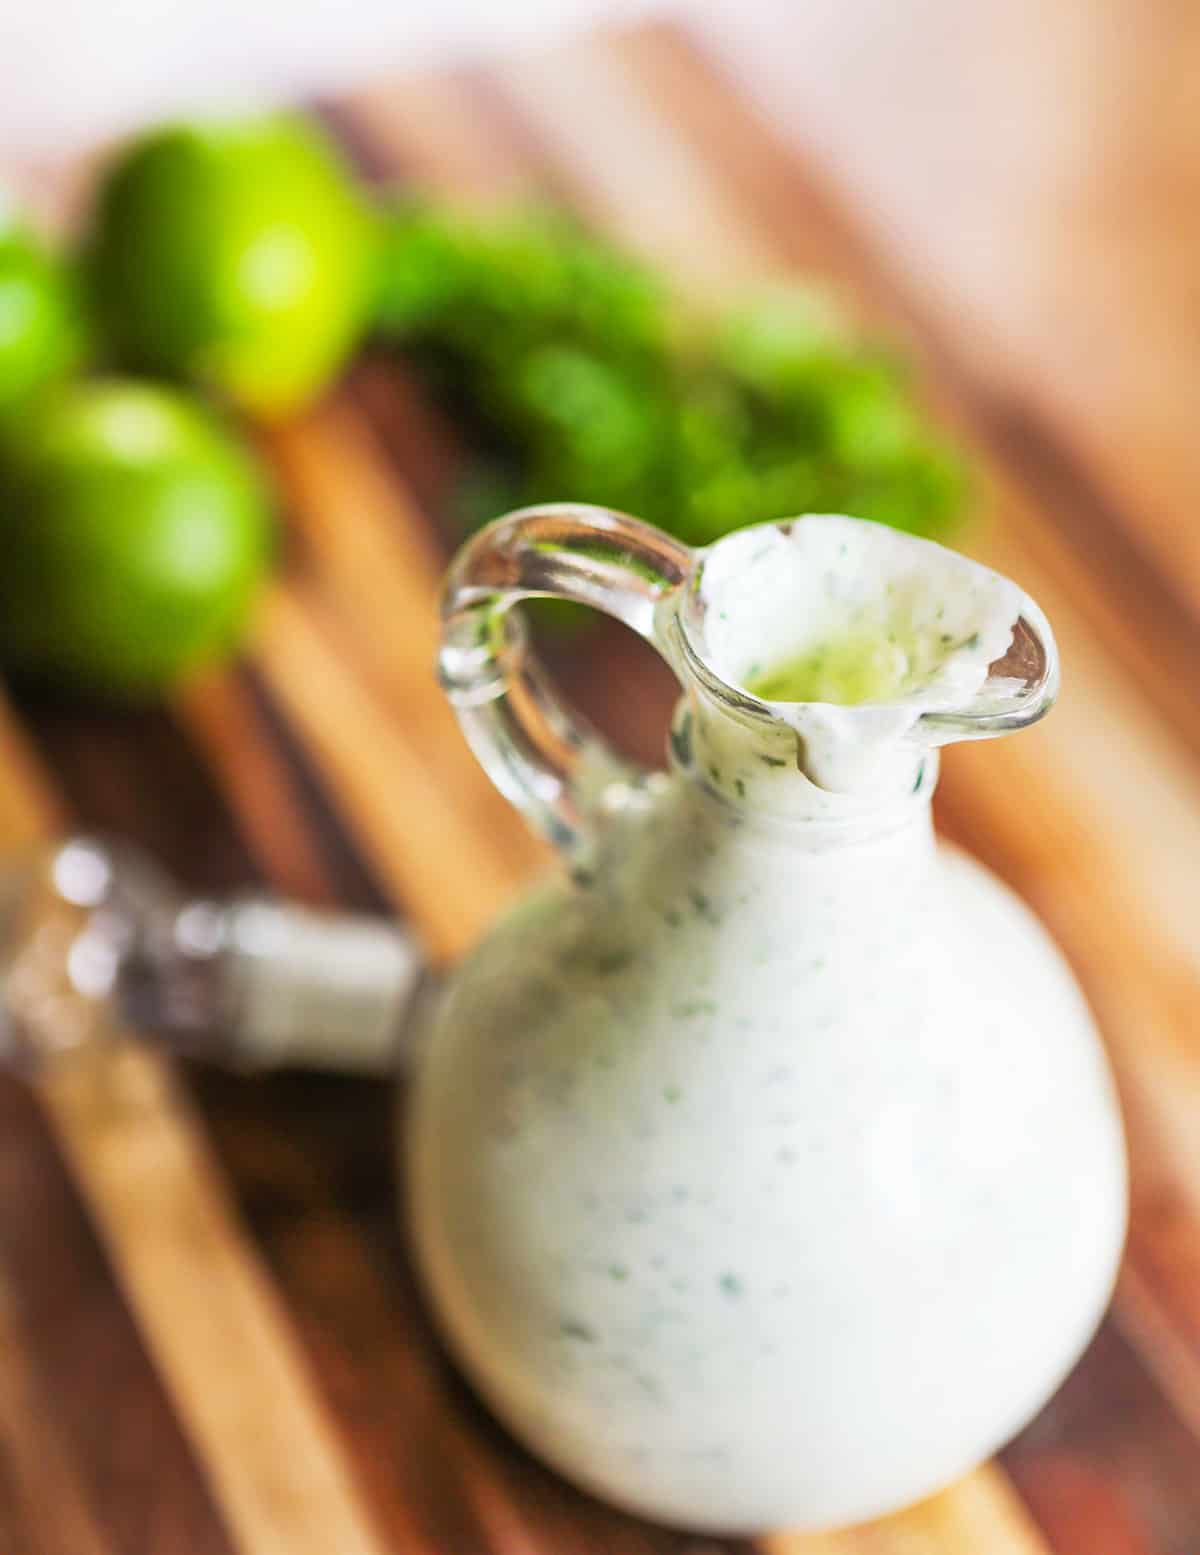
410 511 1127 1533
745 630 915 704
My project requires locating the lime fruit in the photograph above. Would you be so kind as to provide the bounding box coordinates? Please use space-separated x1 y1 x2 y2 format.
87 115 376 417
0 216 82 418
0 379 273 696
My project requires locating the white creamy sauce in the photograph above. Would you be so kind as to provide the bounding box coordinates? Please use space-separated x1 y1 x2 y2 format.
408 515 1127 1533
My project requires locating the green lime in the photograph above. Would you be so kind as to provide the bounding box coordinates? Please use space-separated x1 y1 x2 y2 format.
0 379 273 696
0 215 82 418
87 115 377 417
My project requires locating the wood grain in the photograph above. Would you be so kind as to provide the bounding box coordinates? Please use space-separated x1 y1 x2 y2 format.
259 398 543 881
178 668 338 906
764 1466 1050 1555
252 581 531 963
0 691 388 1555
4 18 1200 1554
0 1075 237 1555
0 1270 113 1555
40 1046 389 1555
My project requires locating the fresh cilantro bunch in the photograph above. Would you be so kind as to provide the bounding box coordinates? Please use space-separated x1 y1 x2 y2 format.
374 202 968 545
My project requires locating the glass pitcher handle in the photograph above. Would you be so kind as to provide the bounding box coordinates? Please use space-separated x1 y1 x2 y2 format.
438 504 692 860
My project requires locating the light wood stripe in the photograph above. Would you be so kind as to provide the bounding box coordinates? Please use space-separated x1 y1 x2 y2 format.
494 43 776 297
765 1467 1051 1554
252 582 532 963
0 695 63 851
259 399 545 880
345 67 536 201
0 690 390 1555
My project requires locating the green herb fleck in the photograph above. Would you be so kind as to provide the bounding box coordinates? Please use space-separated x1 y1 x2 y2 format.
593 947 634 975
718 1272 743 1298
734 777 746 799
757 753 787 768
671 999 716 1018
669 711 694 768
559 1317 596 1341
608 1263 629 1282
663 1084 683 1103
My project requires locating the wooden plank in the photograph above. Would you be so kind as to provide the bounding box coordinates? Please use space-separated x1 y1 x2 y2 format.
763 1466 1050 1555
258 398 544 882
40 1046 389 1555
338 67 537 200
0 695 62 850
1011 1455 1168 1555
176 668 338 906
0 1268 113 1555
195 1065 746 1555
251 581 531 963
1003 1321 1200 1555
0 694 390 1555
493 42 775 296
0 1076 237 1555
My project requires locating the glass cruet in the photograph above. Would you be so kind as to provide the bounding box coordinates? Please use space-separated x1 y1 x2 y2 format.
410 502 1127 1534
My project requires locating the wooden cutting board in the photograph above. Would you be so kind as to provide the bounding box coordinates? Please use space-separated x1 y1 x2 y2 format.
2 21 1199 1554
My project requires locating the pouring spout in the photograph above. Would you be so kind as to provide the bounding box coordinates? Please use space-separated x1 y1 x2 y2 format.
669 514 1058 794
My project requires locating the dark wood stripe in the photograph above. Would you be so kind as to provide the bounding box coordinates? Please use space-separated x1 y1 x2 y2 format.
344 358 465 534
235 664 393 916
0 1274 113 1555
1013 1456 1168 1555
0 1077 237 1555
1003 1320 1200 1555
11 691 255 897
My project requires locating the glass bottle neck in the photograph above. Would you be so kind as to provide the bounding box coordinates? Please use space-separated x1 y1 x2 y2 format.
668 688 936 839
